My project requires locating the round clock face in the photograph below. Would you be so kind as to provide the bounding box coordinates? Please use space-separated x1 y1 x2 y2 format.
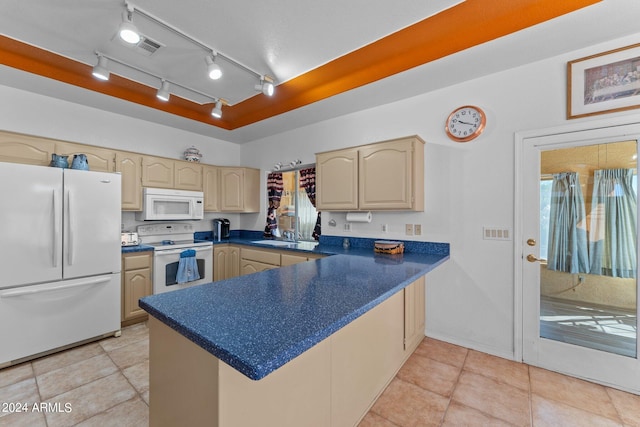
445 106 486 142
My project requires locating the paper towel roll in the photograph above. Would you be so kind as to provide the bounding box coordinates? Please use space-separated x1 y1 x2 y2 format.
346 211 372 223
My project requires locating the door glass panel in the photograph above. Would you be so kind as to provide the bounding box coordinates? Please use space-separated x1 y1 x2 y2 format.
539 140 637 357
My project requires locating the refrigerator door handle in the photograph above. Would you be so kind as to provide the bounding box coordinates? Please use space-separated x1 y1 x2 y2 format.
0 276 111 298
53 189 61 268
67 189 75 266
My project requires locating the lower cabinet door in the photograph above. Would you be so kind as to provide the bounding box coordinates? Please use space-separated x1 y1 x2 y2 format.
240 259 278 276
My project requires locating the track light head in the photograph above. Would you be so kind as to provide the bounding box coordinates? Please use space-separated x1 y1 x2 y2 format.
211 100 223 118
92 55 110 81
206 55 222 80
255 76 275 96
118 9 140 44
156 80 170 101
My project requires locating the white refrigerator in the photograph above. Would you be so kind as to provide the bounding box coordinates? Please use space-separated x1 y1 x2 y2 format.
0 162 121 366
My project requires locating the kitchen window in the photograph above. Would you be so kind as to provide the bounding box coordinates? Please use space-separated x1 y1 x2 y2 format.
264 166 320 242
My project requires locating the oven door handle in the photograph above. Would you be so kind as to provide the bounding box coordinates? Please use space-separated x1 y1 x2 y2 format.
154 246 213 256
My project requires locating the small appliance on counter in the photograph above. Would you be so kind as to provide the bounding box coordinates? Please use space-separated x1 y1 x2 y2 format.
121 232 139 247
212 218 230 241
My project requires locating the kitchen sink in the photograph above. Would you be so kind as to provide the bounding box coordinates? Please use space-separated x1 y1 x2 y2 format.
252 240 295 246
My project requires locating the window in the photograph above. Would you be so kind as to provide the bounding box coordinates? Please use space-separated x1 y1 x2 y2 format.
264 167 319 242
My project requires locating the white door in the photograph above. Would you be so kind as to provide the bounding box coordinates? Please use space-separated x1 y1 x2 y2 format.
0 163 63 288
519 124 640 393
63 169 121 279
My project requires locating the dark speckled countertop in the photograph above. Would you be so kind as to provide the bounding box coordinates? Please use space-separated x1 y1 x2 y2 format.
139 233 449 380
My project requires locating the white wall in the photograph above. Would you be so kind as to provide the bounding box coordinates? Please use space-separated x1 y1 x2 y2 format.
240 33 640 359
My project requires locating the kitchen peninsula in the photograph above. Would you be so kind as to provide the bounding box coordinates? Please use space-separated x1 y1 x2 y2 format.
140 240 449 427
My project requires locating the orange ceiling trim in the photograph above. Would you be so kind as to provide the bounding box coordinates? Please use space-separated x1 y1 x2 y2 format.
0 35 233 130
227 0 601 128
0 0 600 131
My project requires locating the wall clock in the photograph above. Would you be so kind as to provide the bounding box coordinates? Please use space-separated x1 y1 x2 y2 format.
445 105 486 142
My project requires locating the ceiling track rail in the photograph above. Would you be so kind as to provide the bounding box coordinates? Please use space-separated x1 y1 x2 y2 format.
125 1 272 82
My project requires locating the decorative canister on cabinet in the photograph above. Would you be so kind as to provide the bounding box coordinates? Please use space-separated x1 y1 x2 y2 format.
184 146 202 162
71 154 89 170
50 154 69 168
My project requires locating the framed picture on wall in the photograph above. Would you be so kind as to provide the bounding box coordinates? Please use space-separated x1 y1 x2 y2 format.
568 43 640 119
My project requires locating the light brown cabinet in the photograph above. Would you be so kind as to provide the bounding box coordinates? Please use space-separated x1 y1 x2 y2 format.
316 135 425 211
213 245 240 281
0 131 56 166
316 147 359 210
142 156 174 188
175 161 203 191
240 247 281 276
203 165 220 211
280 253 309 266
116 151 143 211
404 275 426 352
219 167 260 212
121 251 153 325
216 245 324 280
142 156 203 191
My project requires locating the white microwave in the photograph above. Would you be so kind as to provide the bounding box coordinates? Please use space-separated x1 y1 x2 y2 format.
136 188 204 221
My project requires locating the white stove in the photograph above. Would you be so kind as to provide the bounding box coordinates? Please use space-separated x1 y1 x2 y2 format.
137 223 213 293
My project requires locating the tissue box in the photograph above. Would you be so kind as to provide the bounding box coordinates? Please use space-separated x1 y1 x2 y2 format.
374 240 404 254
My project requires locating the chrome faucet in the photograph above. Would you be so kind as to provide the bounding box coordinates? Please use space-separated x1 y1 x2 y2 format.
283 230 295 241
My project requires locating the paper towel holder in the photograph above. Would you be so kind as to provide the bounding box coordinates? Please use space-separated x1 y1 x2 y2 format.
346 211 373 223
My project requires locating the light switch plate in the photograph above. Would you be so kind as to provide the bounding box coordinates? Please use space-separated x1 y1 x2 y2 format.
405 224 413 235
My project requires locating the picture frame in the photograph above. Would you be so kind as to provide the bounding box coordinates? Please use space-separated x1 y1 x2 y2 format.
567 43 640 119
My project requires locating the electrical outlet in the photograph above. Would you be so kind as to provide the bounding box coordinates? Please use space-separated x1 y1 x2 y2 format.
405 224 413 236
414 224 422 236
344 223 351 232
382 224 388 232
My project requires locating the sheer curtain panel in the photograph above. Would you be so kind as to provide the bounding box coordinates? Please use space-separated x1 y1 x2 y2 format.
589 168 637 278
546 172 589 274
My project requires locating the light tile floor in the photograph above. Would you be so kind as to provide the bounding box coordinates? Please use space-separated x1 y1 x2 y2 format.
1 323 639 426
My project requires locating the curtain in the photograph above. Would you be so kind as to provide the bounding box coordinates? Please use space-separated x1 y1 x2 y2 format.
546 172 589 273
263 172 283 238
300 167 321 240
589 168 637 278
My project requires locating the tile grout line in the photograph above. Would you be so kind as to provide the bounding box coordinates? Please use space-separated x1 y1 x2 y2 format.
437 346 469 426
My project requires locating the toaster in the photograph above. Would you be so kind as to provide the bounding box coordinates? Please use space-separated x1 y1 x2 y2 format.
121 232 140 246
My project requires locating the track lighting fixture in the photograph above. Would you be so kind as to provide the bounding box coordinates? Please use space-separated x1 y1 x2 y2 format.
118 7 140 44
101 3 277 113
206 54 222 80
92 55 110 81
255 76 275 96
156 79 170 101
211 100 224 118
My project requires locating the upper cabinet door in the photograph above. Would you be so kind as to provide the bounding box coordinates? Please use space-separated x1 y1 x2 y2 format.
116 152 142 211
0 131 55 166
316 148 359 210
358 139 413 210
142 156 174 188
175 161 203 191
203 165 219 212
219 167 260 212
220 167 244 211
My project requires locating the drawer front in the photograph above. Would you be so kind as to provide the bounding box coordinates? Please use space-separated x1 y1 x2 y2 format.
240 248 281 265
123 253 152 271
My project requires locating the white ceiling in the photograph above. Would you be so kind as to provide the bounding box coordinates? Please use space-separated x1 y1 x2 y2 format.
1 0 640 143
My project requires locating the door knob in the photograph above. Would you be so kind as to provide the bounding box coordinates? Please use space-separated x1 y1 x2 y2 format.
527 238 536 246
526 254 542 263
